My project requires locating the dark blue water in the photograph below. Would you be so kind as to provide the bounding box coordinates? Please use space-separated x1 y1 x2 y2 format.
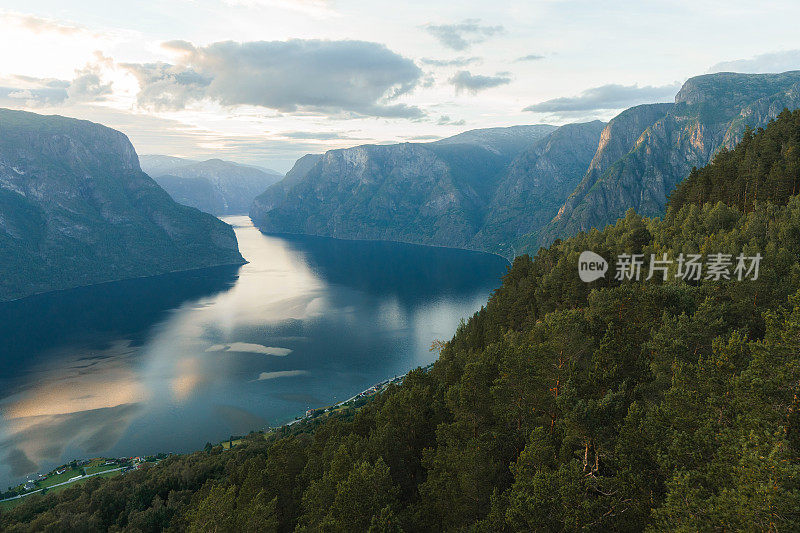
0 217 508 487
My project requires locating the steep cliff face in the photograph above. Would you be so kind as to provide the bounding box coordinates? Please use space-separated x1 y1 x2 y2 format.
140 155 282 215
0 109 244 301
535 71 800 247
251 143 486 248
471 120 606 256
250 153 323 215
546 103 673 230
249 126 557 250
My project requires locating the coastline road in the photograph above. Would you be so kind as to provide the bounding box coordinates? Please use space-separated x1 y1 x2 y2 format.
0 467 125 504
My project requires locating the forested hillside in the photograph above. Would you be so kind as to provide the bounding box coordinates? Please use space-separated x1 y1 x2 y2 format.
4 112 800 531
669 108 800 212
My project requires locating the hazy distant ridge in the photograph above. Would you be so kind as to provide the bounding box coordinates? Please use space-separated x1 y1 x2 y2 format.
141 155 283 215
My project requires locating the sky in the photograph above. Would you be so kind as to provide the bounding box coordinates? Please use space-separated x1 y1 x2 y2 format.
2 0 800 172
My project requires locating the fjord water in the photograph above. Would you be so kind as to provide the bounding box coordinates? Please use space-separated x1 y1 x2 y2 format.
0 217 507 487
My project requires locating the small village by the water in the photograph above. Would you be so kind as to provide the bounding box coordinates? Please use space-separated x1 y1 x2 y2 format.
0 455 167 508
1 367 421 510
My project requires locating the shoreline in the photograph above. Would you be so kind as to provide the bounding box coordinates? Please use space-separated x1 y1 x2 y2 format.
1 363 433 503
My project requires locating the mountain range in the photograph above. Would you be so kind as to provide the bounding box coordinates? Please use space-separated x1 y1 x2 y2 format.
251 71 800 257
0 109 244 302
140 155 283 216
4 71 800 301
533 70 800 248
250 124 592 255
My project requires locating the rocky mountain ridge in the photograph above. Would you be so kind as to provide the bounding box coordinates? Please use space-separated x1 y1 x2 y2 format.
251 71 800 259
534 71 800 247
0 109 244 301
250 125 579 255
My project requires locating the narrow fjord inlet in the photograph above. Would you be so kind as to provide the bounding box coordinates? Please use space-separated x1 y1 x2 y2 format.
0 218 507 487
5 2 800 529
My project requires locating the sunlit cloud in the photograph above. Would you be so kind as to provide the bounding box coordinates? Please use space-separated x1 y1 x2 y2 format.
0 10 94 36
437 115 466 126
420 57 481 68
515 54 545 62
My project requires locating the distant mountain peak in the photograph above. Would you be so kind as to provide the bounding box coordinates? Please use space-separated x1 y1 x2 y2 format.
433 124 557 157
140 155 283 216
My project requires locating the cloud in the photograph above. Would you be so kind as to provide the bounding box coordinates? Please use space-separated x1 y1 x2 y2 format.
122 39 424 119
423 19 504 51
449 70 512 94
0 76 69 107
69 72 111 101
709 50 800 74
524 82 680 115
0 11 90 36
0 52 114 107
437 115 466 126
515 54 545 62
223 0 336 17
13 75 70 89
420 56 481 67
69 55 114 102
405 134 442 141
69 71 111 102
281 131 363 140
121 62 211 110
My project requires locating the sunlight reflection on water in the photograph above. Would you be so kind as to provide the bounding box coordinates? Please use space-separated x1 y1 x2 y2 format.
0 216 507 486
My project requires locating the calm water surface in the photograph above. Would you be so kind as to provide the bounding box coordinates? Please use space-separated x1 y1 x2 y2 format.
0 216 508 487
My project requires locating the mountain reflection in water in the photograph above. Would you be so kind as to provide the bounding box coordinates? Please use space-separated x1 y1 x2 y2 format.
0 216 508 486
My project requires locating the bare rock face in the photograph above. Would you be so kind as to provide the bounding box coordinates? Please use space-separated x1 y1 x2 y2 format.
250 125 566 254
0 108 244 301
536 71 800 247
250 154 322 215
471 121 606 257
252 72 800 259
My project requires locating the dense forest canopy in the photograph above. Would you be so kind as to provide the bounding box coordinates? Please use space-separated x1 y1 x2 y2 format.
669 108 800 212
4 110 800 532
